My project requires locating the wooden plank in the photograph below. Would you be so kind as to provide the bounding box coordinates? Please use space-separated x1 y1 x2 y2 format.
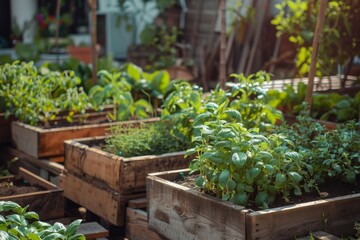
128 198 147 209
312 231 341 240
64 137 191 194
12 118 159 159
246 193 360 240
147 169 247 240
126 208 164 240
59 173 145 226
0 168 64 220
76 222 109 239
6 147 65 175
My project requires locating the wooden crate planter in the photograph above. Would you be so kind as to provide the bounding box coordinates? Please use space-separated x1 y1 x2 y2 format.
60 136 191 226
11 117 159 159
63 136 191 194
59 172 145 226
147 169 360 240
126 198 164 240
0 167 64 220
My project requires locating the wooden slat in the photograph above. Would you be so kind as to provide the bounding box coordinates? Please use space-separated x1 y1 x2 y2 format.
0 168 64 220
11 118 159 159
128 198 147 209
147 170 247 240
76 222 109 239
64 137 191 194
246 193 360 240
126 208 164 240
59 173 145 226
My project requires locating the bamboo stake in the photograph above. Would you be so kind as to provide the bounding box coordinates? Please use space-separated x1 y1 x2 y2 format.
305 0 328 106
219 0 226 89
88 0 97 85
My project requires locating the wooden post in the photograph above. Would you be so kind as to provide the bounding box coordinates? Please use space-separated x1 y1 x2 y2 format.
305 0 328 106
88 0 98 84
219 0 226 89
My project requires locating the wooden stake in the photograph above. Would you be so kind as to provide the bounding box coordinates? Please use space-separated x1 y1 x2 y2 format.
305 0 328 106
88 0 98 85
219 0 226 89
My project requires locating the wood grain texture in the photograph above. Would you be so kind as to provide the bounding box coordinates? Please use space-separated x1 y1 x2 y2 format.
59 173 145 226
11 118 159 159
126 208 164 240
76 222 109 239
0 168 64 220
147 169 247 240
246 193 360 240
64 137 191 194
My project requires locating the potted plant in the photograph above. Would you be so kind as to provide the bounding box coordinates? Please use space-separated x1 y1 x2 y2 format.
60 119 191 226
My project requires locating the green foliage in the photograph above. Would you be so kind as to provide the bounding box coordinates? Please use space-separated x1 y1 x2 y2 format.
187 101 308 209
0 201 85 240
89 65 158 121
161 80 204 144
105 120 185 157
210 71 283 130
276 114 360 184
272 0 360 77
141 25 179 71
267 82 360 123
0 61 90 126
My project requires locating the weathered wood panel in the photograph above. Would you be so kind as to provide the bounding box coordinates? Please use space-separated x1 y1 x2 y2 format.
0 168 64 220
126 207 165 240
147 169 248 240
11 118 159 159
64 137 191 194
246 193 360 240
59 172 145 226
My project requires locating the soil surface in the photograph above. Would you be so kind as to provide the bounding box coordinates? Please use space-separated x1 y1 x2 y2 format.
175 173 360 210
0 178 46 197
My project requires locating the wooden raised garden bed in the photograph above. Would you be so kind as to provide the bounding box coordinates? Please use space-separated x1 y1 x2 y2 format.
126 198 164 240
147 169 360 240
60 136 191 226
0 167 64 220
11 117 159 160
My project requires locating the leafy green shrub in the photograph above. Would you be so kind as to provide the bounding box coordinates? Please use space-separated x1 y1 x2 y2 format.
187 101 359 209
105 120 186 157
187 101 309 209
267 82 360 122
0 61 90 126
0 201 85 240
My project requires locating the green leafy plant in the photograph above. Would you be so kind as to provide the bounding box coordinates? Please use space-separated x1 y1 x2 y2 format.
272 0 360 78
187 101 309 209
209 71 283 130
267 82 360 123
0 61 91 126
105 120 185 157
161 80 204 144
0 201 85 240
89 68 154 121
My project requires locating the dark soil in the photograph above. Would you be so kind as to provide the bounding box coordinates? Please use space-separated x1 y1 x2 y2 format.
0 178 46 197
175 173 360 210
